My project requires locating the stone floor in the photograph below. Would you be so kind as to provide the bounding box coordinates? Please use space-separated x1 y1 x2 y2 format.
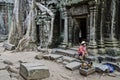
0 43 120 80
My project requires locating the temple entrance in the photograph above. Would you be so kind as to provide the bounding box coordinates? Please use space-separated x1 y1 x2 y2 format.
74 17 87 45
79 18 87 42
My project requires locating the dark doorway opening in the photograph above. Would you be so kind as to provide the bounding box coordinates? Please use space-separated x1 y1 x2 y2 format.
79 18 87 42
74 18 87 44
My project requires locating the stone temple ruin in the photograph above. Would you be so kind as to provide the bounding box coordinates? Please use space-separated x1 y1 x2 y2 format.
1 0 120 56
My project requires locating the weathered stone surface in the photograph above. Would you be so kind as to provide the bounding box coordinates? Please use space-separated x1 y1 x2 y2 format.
0 70 11 80
62 61 69 65
3 59 13 65
97 56 106 63
0 62 8 70
79 67 95 76
10 73 19 79
65 62 81 70
50 54 63 60
55 49 77 57
43 54 51 59
8 66 19 74
56 58 63 63
20 62 50 80
105 56 120 62
63 56 77 62
11 78 18 80
85 56 96 61
35 52 45 60
43 54 63 60
3 42 15 50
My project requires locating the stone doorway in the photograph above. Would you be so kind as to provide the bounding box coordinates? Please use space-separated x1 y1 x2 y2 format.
75 17 87 45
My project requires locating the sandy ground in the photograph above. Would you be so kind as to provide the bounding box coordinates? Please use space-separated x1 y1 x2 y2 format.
0 43 120 80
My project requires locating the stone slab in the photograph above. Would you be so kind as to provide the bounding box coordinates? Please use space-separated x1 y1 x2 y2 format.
55 49 77 57
79 67 95 76
62 61 69 65
20 62 50 80
3 42 15 50
0 62 8 70
43 54 51 59
0 70 11 80
50 54 63 60
63 56 77 62
56 58 63 63
65 62 81 70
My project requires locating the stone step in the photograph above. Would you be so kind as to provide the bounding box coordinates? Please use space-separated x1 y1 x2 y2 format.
20 62 50 80
69 46 79 51
43 54 63 60
65 62 81 70
62 61 69 65
63 56 77 63
85 56 97 61
55 49 77 58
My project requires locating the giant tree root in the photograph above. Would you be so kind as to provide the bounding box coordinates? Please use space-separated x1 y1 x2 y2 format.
15 36 37 52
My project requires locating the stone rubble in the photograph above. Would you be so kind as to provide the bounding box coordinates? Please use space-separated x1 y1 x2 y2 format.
20 62 50 80
65 62 81 70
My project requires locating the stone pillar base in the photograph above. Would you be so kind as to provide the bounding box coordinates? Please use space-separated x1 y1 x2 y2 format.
105 40 120 56
88 45 98 55
105 40 119 51
98 48 106 54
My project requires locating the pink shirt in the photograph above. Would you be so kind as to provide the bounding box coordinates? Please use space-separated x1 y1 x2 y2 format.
78 45 87 55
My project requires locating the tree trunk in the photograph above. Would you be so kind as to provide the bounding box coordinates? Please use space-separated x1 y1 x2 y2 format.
15 0 37 51
8 0 23 46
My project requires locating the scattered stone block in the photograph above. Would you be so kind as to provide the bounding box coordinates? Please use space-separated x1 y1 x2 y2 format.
20 62 50 80
35 52 45 60
63 56 76 62
43 54 51 60
50 54 63 60
0 70 11 80
8 66 19 74
65 62 81 70
56 58 63 63
3 59 13 65
79 67 95 76
0 62 8 70
62 61 69 65
3 43 15 50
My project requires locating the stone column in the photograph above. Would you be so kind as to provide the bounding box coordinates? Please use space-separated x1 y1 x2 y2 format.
63 8 68 45
88 2 98 55
98 1 105 54
105 0 119 51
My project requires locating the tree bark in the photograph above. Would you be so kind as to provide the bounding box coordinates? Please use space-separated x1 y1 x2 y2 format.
8 0 23 46
15 0 37 51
